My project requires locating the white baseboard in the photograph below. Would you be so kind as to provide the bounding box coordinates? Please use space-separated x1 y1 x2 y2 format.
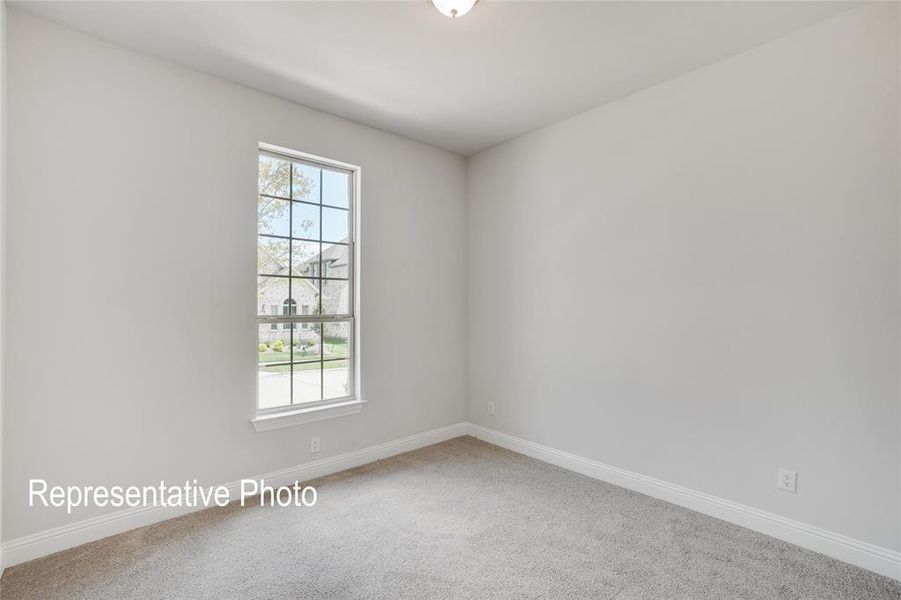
3 420 899 583
0 422 469 571
467 422 901 582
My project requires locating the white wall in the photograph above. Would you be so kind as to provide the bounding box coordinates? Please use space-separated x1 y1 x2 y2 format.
2 9 466 541
467 4 900 552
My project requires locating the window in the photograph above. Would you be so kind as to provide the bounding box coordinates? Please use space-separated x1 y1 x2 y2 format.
256 145 357 420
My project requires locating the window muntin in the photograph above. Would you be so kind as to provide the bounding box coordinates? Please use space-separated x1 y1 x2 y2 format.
257 149 355 411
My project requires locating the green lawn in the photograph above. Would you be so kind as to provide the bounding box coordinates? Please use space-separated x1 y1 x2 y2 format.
259 341 348 372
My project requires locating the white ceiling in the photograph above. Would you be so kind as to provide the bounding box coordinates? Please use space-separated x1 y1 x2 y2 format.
14 1 856 156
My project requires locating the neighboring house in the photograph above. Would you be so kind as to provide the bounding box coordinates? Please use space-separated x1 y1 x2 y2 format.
258 239 350 344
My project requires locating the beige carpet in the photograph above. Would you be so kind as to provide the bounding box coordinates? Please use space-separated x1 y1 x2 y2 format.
1 437 899 599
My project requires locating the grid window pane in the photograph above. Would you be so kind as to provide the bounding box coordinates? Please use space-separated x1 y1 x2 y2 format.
291 202 320 240
321 279 349 315
293 324 321 362
259 324 292 366
258 237 289 276
259 155 291 198
321 243 349 279
291 240 320 277
323 359 350 400
322 169 350 208
292 363 322 404
258 325 291 409
291 277 321 314
293 162 320 203
292 201 320 240
322 206 350 242
323 322 349 360
322 206 349 243
258 370 291 409
258 197 290 237
257 276 290 317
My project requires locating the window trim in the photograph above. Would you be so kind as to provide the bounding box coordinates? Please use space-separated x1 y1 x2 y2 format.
253 142 363 431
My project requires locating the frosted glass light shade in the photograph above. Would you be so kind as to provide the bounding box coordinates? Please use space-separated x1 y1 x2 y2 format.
431 0 477 18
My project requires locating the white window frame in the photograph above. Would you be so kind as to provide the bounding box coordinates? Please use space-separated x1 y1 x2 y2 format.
252 143 363 432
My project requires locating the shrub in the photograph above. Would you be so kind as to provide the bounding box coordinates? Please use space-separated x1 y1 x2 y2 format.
258 343 268 353
272 339 285 353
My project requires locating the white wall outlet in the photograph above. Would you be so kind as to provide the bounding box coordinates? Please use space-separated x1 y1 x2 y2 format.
310 436 321 454
778 468 797 493
487 401 496 415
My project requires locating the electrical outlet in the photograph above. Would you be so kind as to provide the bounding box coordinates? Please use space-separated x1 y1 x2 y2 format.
487 401 495 415
310 436 320 454
778 468 797 493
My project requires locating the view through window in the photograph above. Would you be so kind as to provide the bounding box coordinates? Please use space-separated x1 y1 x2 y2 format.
257 149 354 410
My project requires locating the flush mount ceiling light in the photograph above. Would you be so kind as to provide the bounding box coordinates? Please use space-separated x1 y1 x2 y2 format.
431 0 477 18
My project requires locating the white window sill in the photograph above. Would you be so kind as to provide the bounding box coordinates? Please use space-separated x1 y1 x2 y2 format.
251 399 365 432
